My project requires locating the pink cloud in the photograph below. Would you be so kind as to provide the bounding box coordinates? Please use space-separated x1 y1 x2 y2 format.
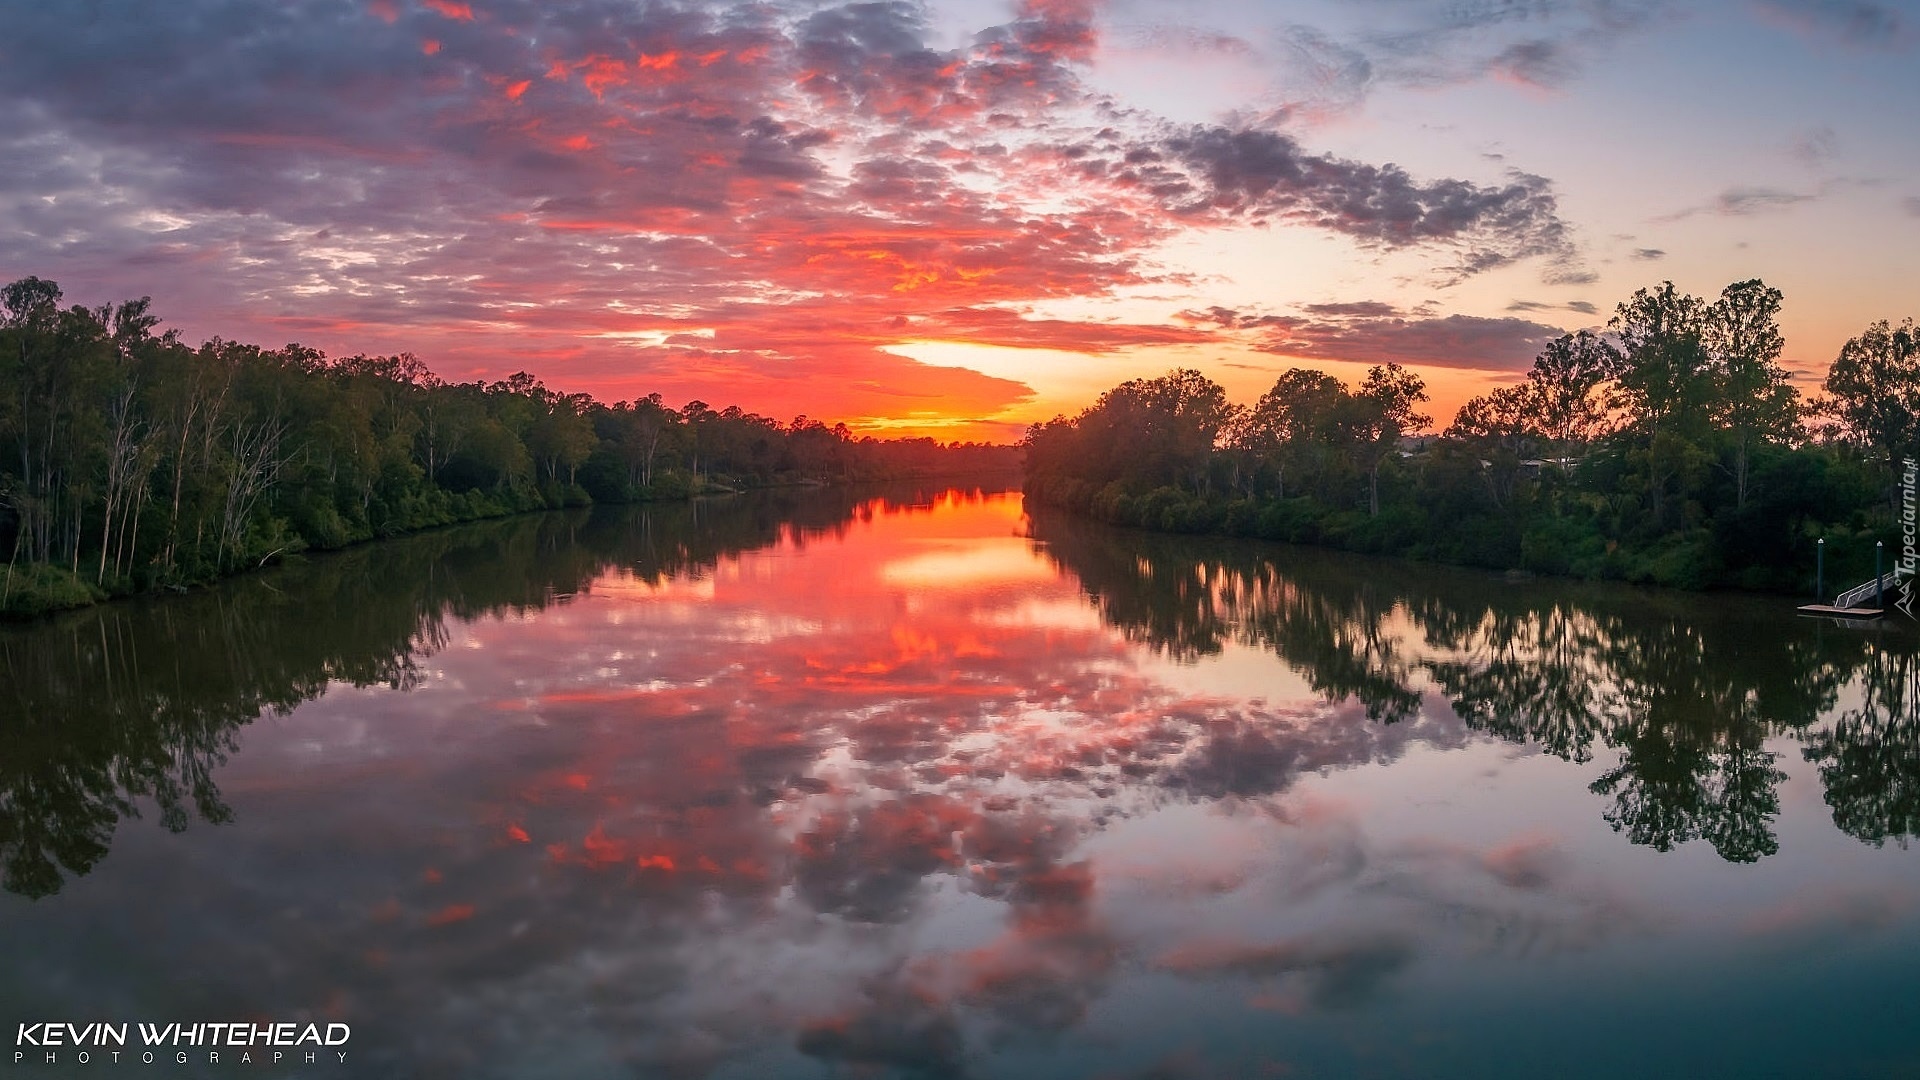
0 0 1580 435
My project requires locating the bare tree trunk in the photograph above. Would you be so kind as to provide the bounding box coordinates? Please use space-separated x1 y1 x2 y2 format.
97 382 142 584
1735 439 1750 512
119 480 146 580
2 531 19 610
219 416 286 571
164 404 194 571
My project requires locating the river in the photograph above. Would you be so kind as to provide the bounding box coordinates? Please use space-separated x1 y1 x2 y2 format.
3 486 1917 1078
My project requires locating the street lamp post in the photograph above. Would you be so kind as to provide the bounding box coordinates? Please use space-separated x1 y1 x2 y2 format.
1877 541 1885 610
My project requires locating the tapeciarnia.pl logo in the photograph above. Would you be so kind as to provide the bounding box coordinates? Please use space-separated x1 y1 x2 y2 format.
13 1022 350 1068
1901 457 1918 620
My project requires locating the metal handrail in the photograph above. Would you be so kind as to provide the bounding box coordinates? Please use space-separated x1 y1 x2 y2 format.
1834 572 1900 610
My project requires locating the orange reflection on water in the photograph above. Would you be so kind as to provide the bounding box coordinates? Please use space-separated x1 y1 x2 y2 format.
20 484 1909 1079
191 487 1576 1076
15 471 1920 1080
443 495 1122 917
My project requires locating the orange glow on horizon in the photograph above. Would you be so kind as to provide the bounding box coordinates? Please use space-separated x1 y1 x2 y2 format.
26 0 1898 446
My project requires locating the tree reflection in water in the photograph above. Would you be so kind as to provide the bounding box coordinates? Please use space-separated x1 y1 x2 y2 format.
6 490 1920 1079
3 490 1918 912
1804 646 1920 847
0 486 977 898
1026 507 1917 863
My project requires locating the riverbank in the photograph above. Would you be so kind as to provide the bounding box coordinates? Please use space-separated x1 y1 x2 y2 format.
1022 474 1890 600
1 470 1021 620
0 276 1028 623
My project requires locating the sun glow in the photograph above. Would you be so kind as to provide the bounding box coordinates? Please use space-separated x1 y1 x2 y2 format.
2 0 1912 441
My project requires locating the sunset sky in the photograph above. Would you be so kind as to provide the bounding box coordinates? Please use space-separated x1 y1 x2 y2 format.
1 0 1915 440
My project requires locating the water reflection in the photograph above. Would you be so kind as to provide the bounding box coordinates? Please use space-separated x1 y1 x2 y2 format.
1027 508 1911 862
1804 648 1920 846
0 488 977 899
2 489 1918 1078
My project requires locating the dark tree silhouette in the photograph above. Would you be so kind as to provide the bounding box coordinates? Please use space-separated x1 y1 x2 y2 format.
0 277 1019 617
1803 645 1920 847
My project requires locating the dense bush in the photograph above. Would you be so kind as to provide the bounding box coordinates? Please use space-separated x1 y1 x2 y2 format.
0 276 1021 616
1023 281 1917 594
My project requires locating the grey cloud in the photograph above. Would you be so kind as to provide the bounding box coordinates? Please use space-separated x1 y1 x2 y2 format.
1506 299 1597 315
1254 312 1570 372
0 0 790 235
795 1 956 117
849 156 955 206
1158 933 1417 1010
1658 185 1819 222
1368 838 1651 956
1162 696 1470 798
1135 126 1582 281
1631 247 1666 261
0 0 1593 376
1187 302 1571 370
1175 305 1303 331
1304 301 1402 317
1721 187 1816 214
1163 3 1667 122
1753 0 1908 45
736 116 833 180
800 0 930 58
1487 38 1570 86
1330 0 1671 100
1175 305 1236 327
1541 261 1599 287
796 982 967 1078
1790 125 1839 166
1105 1051 1220 1080
1481 835 1567 889
1268 25 1377 114
1125 24 1259 59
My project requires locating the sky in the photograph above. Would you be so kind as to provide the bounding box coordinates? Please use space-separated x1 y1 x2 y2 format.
1 0 1916 440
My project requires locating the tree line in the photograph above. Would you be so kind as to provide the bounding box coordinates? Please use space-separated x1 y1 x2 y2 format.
0 277 1019 616
1024 278 1918 592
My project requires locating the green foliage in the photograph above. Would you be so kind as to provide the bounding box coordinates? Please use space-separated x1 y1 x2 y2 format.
1823 317 1920 467
1027 280 1919 595
0 277 1022 618
0 562 103 617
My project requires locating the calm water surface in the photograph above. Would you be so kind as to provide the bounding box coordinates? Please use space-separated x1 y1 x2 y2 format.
3 487 1918 1078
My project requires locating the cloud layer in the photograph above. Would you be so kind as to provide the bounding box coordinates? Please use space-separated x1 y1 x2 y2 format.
0 0 1586 428
1181 303 1567 371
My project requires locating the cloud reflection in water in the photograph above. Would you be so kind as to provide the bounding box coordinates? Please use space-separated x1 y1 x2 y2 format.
4 488 1920 1078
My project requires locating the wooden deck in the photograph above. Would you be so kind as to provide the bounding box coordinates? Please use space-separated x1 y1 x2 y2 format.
1796 604 1885 619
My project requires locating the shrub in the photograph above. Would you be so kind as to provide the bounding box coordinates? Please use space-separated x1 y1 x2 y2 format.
0 563 104 617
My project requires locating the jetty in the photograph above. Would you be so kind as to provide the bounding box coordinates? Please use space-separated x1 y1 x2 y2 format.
1797 571 1898 620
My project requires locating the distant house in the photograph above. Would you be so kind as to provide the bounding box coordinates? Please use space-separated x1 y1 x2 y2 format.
1396 434 1438 458
1518 457 1578 472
